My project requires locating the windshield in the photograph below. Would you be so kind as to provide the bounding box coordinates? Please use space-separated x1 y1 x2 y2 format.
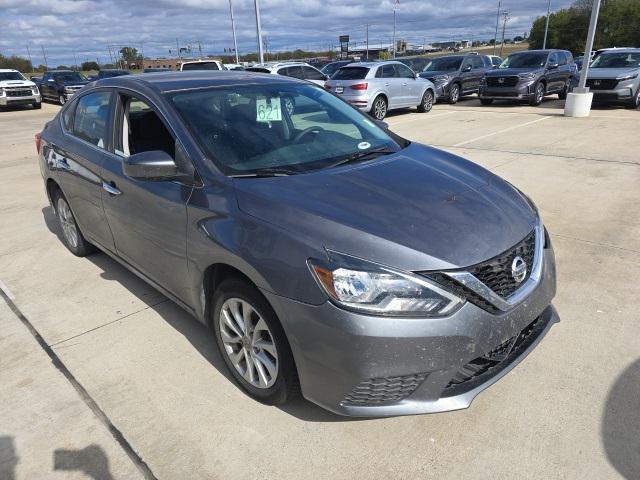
52 72 86 82
591 52 640 69
422 57 463 72
170 83 402 175
182 62 221 71
0 71 26 81
331 67 369 80
499 53 548 69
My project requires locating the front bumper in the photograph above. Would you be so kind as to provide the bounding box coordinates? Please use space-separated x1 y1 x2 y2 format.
264 240 557 417
479 81 535 101
0 94 40 106
591 86 635 103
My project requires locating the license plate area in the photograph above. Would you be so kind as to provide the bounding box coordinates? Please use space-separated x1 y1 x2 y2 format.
335 86 344 94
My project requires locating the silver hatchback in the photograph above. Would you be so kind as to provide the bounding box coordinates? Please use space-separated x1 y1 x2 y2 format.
325 61 436 119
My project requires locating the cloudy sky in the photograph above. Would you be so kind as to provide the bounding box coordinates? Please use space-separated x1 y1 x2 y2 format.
2 0 575 66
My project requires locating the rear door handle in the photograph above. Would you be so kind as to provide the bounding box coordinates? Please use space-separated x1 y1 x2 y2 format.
102 181 121 196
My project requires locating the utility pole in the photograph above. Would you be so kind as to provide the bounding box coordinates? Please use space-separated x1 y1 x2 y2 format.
493 1 501 55
365 24 369 60
41 45 48 69
73 51 79 71
254 0 264 64
543 0 552 49
26 44 33 71
229 0 240 64
392 0 398 58
499 11 510 58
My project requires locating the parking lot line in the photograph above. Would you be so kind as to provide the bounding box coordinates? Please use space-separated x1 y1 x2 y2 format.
0 279 15 300
453 116 552 147
390 110 457 124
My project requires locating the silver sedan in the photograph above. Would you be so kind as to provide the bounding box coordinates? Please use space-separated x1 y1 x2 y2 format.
325 61 436 120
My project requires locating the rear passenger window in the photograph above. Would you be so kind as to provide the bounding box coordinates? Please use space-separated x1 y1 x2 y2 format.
281 66 304 79
62 100 77 132
302 66 325 80
72 91 111 148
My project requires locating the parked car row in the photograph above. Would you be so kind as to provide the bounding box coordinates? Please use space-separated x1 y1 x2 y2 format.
0 68 41 109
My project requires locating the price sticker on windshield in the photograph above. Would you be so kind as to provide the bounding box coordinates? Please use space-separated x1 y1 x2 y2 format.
256 97 282 122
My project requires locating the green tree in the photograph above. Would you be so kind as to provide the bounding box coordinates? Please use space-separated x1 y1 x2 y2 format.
119 46 143 67
81 61 99 71
0 54 33 72
529 0 640 52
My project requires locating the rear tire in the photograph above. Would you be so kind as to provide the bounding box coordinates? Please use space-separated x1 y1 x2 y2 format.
558 80 571 100
529 82 545 106
370 95 388 120
53 190 96 257
212 278 299 406
480 98 494 105
448 83 461 104
417 89 434 113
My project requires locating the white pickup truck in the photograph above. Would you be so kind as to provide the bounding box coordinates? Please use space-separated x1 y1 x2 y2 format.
0 69 41 109
179 60 225 71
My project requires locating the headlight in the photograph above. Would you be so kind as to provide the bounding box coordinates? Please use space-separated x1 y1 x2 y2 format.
32 87 39 95
617 73 638 81
308 252 464 316
433 75 450 84
64 87 74 93
519 72 537 80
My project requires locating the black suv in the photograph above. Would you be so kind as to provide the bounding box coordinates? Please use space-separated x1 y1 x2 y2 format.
418 54 494 104
480 49 575 106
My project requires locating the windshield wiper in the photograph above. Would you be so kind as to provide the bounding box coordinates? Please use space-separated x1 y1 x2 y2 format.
229 167 299 178
326 146 396 170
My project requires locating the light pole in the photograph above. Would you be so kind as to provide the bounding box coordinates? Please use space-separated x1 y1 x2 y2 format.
392 6 397 58
493 1 501 56
543 0 552 49
254 0 264 64
499 11 509 58
229 0 240 64
564 0 602 116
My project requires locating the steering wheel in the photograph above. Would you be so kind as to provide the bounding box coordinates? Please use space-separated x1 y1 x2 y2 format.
292 126 325 144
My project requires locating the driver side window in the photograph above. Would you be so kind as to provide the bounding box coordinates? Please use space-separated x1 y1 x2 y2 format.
548 53 559 65
115 95 175 159
396 64 415 79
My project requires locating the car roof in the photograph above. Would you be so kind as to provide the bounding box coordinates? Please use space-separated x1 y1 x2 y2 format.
94 70 304 93
182 59 221 64
47 70 76 73
0 69 19 72
597 48 640 53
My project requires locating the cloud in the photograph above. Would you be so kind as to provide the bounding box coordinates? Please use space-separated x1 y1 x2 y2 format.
0 0 575 66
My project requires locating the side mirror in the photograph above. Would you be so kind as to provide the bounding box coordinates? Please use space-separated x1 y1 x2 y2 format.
322 74 330 81
122 150 178 181
462 65 472 72
374 119 389 130
548 62 559 70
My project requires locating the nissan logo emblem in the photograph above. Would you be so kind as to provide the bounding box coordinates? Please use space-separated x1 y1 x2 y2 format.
511 256 527 284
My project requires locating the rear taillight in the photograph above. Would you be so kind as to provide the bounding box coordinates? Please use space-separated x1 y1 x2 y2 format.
35 133 42 154
350 83 368 91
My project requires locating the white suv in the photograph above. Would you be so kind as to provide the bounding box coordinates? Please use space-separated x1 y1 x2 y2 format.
0 69 41 109
246 62 328 86
179 60 224 71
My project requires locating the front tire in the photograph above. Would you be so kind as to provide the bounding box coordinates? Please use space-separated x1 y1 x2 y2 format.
33 102 42 109
53 190 96 257
448 83 461 104
558 79 571 100
627 88 640 109
480 98 494 105
417 90 434 112
370 95 388 120
529 82 545 106
212 278 299 406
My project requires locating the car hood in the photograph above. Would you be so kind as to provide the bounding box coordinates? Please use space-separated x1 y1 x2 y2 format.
234 143 536 271
0 79 35 88
419 70 456 79
588 67 639 79
485 68 542 77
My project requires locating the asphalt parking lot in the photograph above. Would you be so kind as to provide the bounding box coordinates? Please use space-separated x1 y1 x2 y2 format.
1 96 639 479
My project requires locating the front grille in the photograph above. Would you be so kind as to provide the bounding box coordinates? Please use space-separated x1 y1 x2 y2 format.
425 272 500 314
486 76 519 87
6 89 33 97
586 78 619 90
342 373 428 406
468 229 536 299
441 310 551 397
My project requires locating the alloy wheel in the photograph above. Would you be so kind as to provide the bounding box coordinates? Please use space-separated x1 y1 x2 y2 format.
219 298 278 389
536 84 544 103
450 84 460 103
373 97 387 120
422 91 434 111
57 197 79 248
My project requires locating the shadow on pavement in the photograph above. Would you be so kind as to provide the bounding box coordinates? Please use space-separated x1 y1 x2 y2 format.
42 206 363 423
54 444 114 480
602 358 640 479
0 436 17 480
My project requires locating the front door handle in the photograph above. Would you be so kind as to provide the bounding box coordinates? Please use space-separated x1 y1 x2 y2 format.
102 181 122 196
